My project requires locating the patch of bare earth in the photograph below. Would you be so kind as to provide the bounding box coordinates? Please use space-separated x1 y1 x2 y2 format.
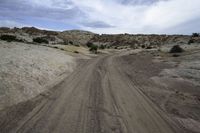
120 49 200 133
0 41 76 110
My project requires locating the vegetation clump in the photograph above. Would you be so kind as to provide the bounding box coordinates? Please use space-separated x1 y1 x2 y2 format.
141 45 145 48
33 37 49 44
0 35 22 42
99 45 106 49
74 44 80 47
169 45 184 53
89 44 98 54
86 42 93 47
146 46 152 49
172 54 180 57
106 45 110 49
69 41 73 45
192 33 199 37
188 39 194 44
63 40 69 45
74 50 79 53
86 42 98 53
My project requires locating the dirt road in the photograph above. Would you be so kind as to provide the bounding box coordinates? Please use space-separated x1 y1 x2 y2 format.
0 53 184 133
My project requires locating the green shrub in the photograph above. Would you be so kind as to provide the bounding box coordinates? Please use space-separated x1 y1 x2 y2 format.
74 51 79 53
99 45 106 49
107 45 110 49
89 45 98 53
86 42 98 53
188 39 194 44
69 41 73 45
169 45 184 53
0 35 21 42
33 37 49 44
74 44 80 47
141 45 145 48
192 33 199 37
63 41 68 45
146 46 152 49
86 42 93 47
53 46 59 49
172 54 180 57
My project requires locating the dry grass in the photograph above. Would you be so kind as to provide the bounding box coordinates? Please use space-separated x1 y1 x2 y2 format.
52 45 90 55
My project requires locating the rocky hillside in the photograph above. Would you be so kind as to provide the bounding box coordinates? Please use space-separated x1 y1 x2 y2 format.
89 34 193 48
0 27 62 44
0 27 199 48
58 30 96 46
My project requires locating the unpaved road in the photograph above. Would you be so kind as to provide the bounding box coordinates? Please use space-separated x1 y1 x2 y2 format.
0 53 185 133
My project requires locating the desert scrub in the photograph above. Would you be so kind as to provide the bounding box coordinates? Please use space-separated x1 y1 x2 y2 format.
0 35 23 42
33 37 49 44
192 33 199 37
53 46 59 49
74 50 79 53
63 41 69 45
141 45 146 48
146 46 153 49
89 45 98 54
99 45 106 49
106 45 111 49
86 42 98 53
69 41 73 45
74 44 80 47
86 42 93 48
188 39 194 44
169 45 184 53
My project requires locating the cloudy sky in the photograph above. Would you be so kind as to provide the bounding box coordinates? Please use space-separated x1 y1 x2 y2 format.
0 0 200 34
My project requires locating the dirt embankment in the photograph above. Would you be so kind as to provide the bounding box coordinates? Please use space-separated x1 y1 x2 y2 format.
0 41 76 110
120 47 200 133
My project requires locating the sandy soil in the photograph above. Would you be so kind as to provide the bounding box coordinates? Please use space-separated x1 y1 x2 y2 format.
151 45 200 133
0 51 187 133
0 41 76 110
0 43 199 133
49 44 96 58
121 48 200 133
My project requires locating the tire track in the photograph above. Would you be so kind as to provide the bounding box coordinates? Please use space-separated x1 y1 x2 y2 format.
0 53 185 133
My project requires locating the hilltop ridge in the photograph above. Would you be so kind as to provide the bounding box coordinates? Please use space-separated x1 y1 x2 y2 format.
0 27 199 48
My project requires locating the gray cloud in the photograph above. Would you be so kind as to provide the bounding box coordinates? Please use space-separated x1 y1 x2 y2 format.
120 0 159 5
0 0 82 20
81 21 114 28
0 0 200 34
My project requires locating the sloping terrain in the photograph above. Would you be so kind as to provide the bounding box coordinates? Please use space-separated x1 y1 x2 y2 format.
0 53 184 133
0 41 76 110
1 27 200 48
121 48 200 133
0 27 200 133
58 30 96 46
89 34 191 48
0 27 95 45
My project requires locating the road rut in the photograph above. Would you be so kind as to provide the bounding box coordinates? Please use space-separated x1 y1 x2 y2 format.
1 53 184 133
